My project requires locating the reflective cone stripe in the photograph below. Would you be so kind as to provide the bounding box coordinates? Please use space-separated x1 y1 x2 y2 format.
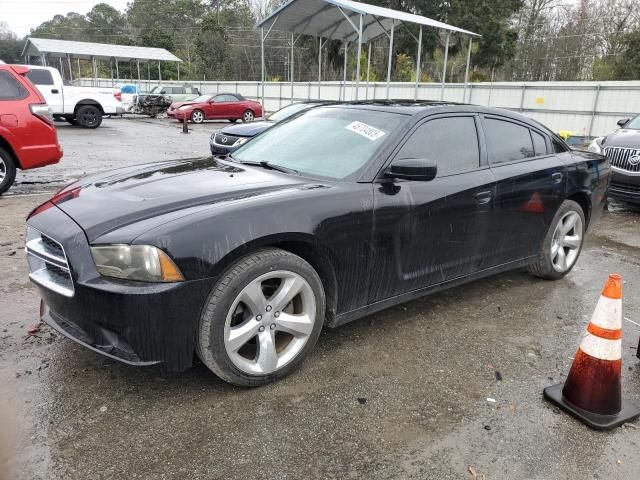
562 273 623 416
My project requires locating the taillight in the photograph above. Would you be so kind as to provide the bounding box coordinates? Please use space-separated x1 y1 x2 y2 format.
30 104 54 125
114 91 122 102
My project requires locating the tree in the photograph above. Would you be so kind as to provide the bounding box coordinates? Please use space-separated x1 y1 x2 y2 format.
613 29 640 79
0 22 22 63
85 3 129 44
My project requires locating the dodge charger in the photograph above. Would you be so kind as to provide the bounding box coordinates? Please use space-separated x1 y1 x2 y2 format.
26 102 609 386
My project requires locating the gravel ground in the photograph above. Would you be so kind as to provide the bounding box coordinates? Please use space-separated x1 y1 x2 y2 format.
1 118 640 480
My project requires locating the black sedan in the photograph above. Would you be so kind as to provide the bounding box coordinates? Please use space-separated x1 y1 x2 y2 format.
209 101 325 156
26 102 609 386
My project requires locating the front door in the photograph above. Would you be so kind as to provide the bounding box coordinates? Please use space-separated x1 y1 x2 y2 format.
370 114 496 303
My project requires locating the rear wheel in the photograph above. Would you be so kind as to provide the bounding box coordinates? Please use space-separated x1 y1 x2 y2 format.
528 199 585 279
229 119 238 123
190 109 205 124
196 248 325 386
0 147 17 195
242 110 255 122
76 105 102 128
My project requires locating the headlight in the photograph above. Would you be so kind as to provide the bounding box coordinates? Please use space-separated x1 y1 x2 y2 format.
91 245 184 282
178 105 191 111
587 138 602 154
234 137 249 146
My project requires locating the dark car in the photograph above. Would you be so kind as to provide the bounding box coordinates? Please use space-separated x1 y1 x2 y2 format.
210 101 326 156
598 115 640 204
26 102 609 386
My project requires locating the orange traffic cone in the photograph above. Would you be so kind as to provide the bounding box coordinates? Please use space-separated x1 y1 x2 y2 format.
544 274 640 430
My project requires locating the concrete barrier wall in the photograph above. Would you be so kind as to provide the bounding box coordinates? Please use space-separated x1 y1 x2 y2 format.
80 78 640 137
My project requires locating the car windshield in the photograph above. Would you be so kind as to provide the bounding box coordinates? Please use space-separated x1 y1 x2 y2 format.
232 107 406 180
193 95 212 102
150 86 162 93
626 115 640 129
268 103 318 122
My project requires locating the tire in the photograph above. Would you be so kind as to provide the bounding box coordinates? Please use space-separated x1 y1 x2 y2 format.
0 147 17 195
528 199 586 280
76 105 102 128
190 109 205 124
241 110 255 122
229 119 238 123
196 248 326 386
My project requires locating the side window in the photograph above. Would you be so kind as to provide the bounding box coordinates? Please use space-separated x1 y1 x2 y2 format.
25 69 54 86
173 86 186 94
397 116 480 177
0 71 28 100
553 137 569 153
531 130 548 156
213 95 225 103
484 118 534 164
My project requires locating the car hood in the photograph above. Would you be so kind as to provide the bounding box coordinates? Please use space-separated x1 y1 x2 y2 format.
169 102 187 109
52 157 311 242
603 128 640 148
219 121 274 137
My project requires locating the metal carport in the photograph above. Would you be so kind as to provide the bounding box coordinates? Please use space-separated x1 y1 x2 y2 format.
256 0 480 104
21 38 183 85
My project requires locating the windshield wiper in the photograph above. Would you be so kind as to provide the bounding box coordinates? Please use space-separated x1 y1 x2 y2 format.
239 160 300 175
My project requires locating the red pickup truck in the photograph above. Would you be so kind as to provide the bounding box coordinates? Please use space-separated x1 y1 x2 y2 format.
0 64 63 194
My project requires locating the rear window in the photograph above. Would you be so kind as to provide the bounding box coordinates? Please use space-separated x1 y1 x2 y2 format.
485 118 534 164
532 130 548 156
0 71 28 100
26 69 54 86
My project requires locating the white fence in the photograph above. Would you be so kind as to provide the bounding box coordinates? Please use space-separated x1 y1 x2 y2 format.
81 78 640 137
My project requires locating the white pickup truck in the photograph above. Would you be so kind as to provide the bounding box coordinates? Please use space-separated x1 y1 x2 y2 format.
24 66 123 128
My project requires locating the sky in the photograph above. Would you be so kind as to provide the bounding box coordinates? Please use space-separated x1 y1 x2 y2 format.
1 0 131 37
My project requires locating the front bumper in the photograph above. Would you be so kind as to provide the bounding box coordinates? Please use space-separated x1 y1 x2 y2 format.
28 206 214 371
609 168 640 204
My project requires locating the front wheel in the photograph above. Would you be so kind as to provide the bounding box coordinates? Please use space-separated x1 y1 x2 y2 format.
0 147 17 195
196 248 325 386
528 199 585 280
190 109 205 124
241 110 255 122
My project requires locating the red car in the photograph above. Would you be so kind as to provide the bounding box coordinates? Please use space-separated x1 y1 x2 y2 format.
0 64 62 194
174 93 263 124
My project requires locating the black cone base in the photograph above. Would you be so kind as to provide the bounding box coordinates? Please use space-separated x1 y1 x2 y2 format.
544 383 640 431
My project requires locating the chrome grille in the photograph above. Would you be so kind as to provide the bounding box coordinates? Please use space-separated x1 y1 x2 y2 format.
25 227 74 297
604 147 640 173
214 133 240 146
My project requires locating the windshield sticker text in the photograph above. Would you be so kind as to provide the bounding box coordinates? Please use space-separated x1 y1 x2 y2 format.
345 121 386 141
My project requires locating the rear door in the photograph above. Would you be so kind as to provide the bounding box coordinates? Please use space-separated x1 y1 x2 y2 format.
370 114 496 302
481 115 566 267
25 69 62 113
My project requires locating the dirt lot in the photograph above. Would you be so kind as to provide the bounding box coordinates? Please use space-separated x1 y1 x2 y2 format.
1 118 640 479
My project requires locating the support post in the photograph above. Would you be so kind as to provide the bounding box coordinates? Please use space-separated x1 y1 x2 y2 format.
414 26 423 100
354 14 363 100
67 55 73 82
318 36 322 99
463 36 472 103
588 84 602 137
137 59 141 86
115 59 119 82
291 32 295 102
386 23 394 100
158 61 161 82
366 43 371 100
261 27 265 106
58 57 64 79
77 58 81 81
109 59 113 84
440 32 451 101
342 42 348 101
177 62 180 81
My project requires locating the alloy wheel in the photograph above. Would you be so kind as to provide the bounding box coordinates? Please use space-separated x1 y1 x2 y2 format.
242 111 254 122
550 211 583 272
0 157 5 182
224 270 316 375
191 110 204 123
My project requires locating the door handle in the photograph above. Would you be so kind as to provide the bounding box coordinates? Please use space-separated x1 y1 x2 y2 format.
51 89 59 94
475 191 492 205
552 172 563 183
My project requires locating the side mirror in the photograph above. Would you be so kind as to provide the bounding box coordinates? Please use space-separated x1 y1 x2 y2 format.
160 90 167 94
385 158 437 181
617 118 630 127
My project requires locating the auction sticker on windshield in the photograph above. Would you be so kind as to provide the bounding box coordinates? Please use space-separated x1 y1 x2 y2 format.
345 121 386 141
